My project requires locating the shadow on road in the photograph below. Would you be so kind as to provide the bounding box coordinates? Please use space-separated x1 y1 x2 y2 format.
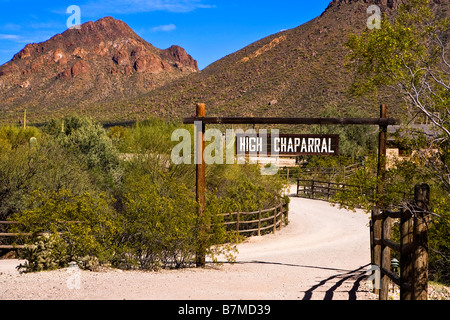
210 260 371 300
301 264 370 300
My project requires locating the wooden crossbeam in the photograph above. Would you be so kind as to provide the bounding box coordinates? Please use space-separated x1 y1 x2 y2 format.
183 117 399 126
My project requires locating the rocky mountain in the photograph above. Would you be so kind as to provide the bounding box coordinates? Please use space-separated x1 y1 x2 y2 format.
0 16 198 122
116 0 409 121
127 0 446 122
0 0 448 124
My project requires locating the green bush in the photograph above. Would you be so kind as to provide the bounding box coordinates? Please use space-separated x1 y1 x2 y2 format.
12 190 121 272
0 137 97 221
0 125 41 150
42 116 121 186
115 155 237 270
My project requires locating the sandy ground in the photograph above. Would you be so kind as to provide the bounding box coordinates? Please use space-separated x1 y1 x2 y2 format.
0 186 374 300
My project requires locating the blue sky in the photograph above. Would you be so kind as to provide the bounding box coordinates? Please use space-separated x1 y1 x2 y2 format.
0 0 332 70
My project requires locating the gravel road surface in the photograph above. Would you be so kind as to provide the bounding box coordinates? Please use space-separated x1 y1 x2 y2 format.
0 186 373 300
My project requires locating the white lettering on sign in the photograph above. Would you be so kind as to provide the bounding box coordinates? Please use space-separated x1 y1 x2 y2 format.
237 134 338 156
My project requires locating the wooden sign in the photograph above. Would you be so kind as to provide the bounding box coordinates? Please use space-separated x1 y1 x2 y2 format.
236 134 339 156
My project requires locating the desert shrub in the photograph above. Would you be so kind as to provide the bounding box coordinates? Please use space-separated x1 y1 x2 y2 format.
115 155 236 270
42 116 121 187
1 117 286 272
207 163 285 213
333 155 450 285
12 190 121 272
0 137 97 221
0 125 41 150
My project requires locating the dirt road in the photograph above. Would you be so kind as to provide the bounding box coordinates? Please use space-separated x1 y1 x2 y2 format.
0 187 373 300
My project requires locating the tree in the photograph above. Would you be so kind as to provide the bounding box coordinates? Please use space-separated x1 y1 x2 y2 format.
346 0 450 190
346 0 450 284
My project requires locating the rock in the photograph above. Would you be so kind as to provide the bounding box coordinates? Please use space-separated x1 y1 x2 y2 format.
0 63 19 76
58 68 72 79
71 60 90 77
134 55 164 73
72 47 88 59
20 80 30 88
59 60 91 78
112 50 130 66
53 49 65 63
161 45 198 71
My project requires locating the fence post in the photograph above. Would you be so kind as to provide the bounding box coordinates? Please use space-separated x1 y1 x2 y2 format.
279 204 283 231
327 182 331 200
285 202 289 223
373 104 388 291
236 212 240 235
413 183 430 300
372 207 382 294
273 207 277 234
380 212 392 300
400 206 414 300
370 208 375 267
257 209 262 237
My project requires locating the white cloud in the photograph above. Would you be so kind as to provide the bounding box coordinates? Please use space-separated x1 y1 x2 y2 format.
0 34 20 40
151 24 176 32
80 0 215 16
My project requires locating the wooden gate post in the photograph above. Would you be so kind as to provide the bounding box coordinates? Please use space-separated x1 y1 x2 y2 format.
372 104 388 293
380 213 392 300
413 183 431 300
195 103 207 267
400 205 414 300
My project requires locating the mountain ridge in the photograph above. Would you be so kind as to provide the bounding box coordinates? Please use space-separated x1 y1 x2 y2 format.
0 16 198 123
0 1 448 124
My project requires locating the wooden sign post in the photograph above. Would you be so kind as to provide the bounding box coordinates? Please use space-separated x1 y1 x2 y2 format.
195 103 207 267
373 104 388 294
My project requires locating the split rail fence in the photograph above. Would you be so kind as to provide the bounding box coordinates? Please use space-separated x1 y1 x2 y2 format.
221 202 289 237
0 203 290 251
296 179 357 201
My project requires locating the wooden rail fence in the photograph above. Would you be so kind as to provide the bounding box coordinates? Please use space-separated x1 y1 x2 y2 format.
221 202 289 237
0 221 28 250
0 221 84 250
0 203 290 251
296 179 358 201
371 183 432 300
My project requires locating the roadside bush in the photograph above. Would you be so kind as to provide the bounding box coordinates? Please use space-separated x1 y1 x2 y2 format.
12 190 121 272
0 137 97 221
42 116 121 188
115 156 237 270
207 163 285 213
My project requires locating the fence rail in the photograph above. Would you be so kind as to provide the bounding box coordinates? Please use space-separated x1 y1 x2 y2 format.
0 221 29 249
0 221 84 250
220 202 289 237
296 179 358 200
0 204 290 251
371 183 431 300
